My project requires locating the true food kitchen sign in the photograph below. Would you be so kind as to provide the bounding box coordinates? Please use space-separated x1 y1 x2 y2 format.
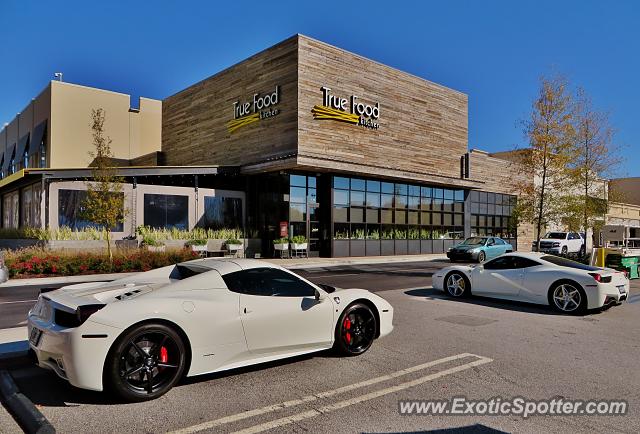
311 86 380 130
227 85 280 133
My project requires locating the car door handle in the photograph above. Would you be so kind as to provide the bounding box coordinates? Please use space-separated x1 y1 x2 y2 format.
243 307 252 314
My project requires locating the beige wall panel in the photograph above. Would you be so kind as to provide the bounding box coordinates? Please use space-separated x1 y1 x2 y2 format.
50 81 135 167
18 103 33 137
610 178 640 206
297 36 468 182
162 36 298 167
138 98 162 157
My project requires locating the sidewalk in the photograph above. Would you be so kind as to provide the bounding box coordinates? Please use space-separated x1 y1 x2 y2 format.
0 328 28 361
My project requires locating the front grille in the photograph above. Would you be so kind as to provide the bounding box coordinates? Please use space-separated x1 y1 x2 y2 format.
539 241 555 248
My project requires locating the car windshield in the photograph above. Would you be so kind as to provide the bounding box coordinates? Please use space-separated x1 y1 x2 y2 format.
540 255 601 271
461 237 486 245
544 232 566 239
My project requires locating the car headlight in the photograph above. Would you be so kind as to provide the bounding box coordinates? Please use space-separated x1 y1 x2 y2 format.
552 242 561 247
469 248 480 253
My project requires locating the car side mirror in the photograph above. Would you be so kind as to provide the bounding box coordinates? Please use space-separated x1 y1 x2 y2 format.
315 288 326 302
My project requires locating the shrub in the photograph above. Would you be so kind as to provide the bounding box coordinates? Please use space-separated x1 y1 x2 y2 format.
141 235 164 247
273 238 289 245
185 239 207 246
135 226 243 241
290 235 307 244
225 238 242 245
3 247 199 278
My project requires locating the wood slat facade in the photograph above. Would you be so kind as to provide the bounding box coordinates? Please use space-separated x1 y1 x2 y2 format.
162 35 480 189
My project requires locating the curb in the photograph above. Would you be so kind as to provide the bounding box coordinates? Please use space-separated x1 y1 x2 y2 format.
0 370 55 434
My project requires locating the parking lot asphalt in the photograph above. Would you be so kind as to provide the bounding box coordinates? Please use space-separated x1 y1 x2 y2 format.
1 259 639 433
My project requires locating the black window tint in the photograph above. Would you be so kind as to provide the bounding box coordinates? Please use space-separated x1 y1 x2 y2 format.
483 257 513 270
540 255 601 271
223 268 316 297
511 257 541 268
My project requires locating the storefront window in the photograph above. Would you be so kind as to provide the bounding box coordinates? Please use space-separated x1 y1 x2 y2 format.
470 191 517 240
58 189 124 231
332 176 466 246
203 196 242 229
143 193 188 230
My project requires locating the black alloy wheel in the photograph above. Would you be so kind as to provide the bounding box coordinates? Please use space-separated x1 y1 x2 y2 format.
335 303 377 356
105 323 186 402
478 251 486 263
561 246 568 256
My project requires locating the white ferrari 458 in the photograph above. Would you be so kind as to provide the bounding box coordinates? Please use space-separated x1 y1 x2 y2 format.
27 259 393 401
433 252 629 314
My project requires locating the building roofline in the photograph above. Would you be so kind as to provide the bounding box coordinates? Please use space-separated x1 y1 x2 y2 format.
296 34 467 99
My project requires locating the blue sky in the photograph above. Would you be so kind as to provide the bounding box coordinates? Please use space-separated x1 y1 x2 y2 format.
1 0 638 175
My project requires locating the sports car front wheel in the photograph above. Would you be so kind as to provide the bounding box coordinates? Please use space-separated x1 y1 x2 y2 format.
105 323 186 402
334 303 377 356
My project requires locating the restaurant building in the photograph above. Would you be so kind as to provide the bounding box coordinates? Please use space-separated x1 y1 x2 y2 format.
0 34 531 257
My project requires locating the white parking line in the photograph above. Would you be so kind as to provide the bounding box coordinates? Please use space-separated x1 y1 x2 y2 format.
169 353 490 434
233 355 493 434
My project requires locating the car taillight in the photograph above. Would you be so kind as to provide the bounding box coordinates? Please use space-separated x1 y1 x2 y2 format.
76 304 105 325
588 273 602 282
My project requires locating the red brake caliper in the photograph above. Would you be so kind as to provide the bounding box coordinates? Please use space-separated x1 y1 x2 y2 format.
344 317 352 344
160 346 168 363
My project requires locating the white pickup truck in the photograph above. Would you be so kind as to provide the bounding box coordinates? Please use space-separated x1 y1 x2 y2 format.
533 231 586 256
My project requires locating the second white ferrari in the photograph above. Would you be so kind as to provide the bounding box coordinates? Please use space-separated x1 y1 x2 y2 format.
433 252 629 314
27 258 393 401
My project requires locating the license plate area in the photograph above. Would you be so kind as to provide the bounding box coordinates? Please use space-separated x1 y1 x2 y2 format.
617 285 626 294
29 327 43 347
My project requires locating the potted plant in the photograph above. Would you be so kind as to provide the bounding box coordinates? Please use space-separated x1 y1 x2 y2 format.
142 235 165 252
273 237 290 251
185 238 207 253
290 235 308 250
225 238 243 252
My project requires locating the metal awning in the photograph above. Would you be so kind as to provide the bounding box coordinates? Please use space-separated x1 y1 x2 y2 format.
2 143 15 175
30 121 47 156
15 133 30 167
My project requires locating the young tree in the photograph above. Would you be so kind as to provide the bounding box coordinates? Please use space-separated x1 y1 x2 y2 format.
516 74 575 246
81 109 127 262
567 88 620 238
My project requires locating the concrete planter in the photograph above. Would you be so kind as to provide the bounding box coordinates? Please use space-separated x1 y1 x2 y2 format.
380 240 394 256
145 245 166 253
332 240 349 257
227 243 243 251
421 240 433 254
365 240 380 256
291 243 308 250
273 243 289 251
408 240 421 255
394 240 408 255
349 240 365 257
189 244 207 253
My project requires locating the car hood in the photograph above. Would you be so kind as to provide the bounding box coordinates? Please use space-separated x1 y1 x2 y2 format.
452 244 481 251
42 281 166 310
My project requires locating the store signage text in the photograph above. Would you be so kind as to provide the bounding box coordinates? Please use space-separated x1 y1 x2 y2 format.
227 85 280 133
311 86 380 129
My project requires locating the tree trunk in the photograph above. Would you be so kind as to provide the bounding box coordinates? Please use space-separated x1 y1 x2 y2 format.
106 229 112 264
536 144 548 248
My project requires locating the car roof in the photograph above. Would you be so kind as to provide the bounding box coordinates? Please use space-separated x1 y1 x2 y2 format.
177 257 281 275
502 251 547 260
